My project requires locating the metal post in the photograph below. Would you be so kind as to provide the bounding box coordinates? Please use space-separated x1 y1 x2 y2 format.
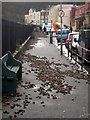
61 17 63 55
75 46 78 63
68 42 69 57
50 30 53 44
81 48 84 71
60 3 63 55
71 42 72 60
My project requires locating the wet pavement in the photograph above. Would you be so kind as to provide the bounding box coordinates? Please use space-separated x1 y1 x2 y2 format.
2 32 89 118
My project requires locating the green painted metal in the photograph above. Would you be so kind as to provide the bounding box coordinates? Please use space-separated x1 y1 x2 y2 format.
0 51 22 94
56 29 71 42
56 33 68 40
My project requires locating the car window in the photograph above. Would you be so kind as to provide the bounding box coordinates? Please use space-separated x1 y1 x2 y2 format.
57 29 70 34
62 30 67 34
67 30 71 34
57 31 61 34
73 34 79 41
70 34 73 40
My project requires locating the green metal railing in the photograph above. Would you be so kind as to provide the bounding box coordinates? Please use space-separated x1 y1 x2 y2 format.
68 42 90 71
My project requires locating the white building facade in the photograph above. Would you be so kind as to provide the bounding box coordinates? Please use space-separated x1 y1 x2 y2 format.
25 9 41 25
24 4 73 26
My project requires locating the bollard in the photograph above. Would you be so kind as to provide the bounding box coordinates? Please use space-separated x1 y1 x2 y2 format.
61 39 63 55
71 42 72 60
81 48 84 71
50 31 53 44
75 46 78 63
68 42 69 57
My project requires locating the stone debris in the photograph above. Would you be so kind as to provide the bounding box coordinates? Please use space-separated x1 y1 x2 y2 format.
27 70 31 73
33 101 35 104
75 80 77 82
3 110 9 114
37 87 50 97
47 96 50 99
21 82 36 89
15 103 22 108
23 100 30 108
10 103 22 109
46 88 52 92
63 63 69 67
4 101 10 105
52 95 57 99
41 101 44 104
25 72 29 75
20 54 75 95
34 90 37 92
72 98 74 101
9 115 12 119
42 105 45 107
14 109 25 115
10 104 15 109
36 96 41 99
41 83 45 87
10 93 15 97
16 93 22 97
29 97 32 100
13 98 21 102
14 115 17 118
73 86 76 89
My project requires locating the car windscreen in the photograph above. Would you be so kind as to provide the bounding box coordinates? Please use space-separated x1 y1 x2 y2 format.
57 29 70 34
73 34 79 41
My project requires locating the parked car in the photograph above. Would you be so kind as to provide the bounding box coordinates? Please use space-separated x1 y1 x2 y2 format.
72 34 79 49
68 33 79 51
45 22 53 34
77 29 90 61
56 29 71 43
65 32 79 48
46 25 52 34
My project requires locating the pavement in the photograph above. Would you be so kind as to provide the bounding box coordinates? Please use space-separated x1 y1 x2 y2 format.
2 32 89 119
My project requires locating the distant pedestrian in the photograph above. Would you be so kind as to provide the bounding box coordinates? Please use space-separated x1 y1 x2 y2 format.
70 26 72 32
39 26 42 32
43 26 46 32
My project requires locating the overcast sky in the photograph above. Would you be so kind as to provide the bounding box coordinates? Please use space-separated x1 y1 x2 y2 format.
1 0 89 2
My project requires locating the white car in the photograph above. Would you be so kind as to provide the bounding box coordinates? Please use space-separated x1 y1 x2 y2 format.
68 32 79 51
72 34 79 48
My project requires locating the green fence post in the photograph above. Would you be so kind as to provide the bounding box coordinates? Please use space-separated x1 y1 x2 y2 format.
71 42 72 60
81 48 84 71
75 46 78 63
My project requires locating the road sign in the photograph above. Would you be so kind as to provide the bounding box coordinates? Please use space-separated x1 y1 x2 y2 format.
59 10 65 17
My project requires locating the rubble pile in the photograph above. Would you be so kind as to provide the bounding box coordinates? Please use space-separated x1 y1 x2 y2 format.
20 53 88 95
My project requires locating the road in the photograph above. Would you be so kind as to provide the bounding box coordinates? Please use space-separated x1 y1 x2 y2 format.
2 32 89 119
